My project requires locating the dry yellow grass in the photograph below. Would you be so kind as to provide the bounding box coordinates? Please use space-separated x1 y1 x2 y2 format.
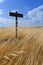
0 27 43 65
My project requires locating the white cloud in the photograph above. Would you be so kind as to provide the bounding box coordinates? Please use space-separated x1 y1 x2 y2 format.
27 5 43 21
0 5 43 27
0 17 9 23
11 10 19 12
27 5 43 26
0 0 4 3
0 17 15 27
0 9 4 14
11 9 23 14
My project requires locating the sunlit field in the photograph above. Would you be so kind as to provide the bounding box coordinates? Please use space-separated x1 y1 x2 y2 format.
0 27 43 65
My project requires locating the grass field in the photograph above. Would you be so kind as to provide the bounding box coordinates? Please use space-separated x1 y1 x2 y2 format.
0 27 43 65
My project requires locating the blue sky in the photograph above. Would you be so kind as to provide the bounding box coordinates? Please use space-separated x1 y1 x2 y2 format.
0 0 43 27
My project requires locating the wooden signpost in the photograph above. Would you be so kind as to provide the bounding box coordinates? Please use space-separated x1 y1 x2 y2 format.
9 11 23 39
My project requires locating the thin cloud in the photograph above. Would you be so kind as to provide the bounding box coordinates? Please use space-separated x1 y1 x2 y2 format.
0 0 4 3
11 10 23 14
27 5 43 21
0 17 15 27
11 10 19 12
27 5 43 26
0 9 4 15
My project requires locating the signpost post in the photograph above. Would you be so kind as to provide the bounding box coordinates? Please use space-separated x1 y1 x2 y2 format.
9 11 23 39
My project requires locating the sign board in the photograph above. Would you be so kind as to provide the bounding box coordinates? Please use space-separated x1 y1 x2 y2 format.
9 12 23 17
9 11 23 39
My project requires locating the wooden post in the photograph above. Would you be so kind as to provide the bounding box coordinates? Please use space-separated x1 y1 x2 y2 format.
16 15 18 39
9 11 23 39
